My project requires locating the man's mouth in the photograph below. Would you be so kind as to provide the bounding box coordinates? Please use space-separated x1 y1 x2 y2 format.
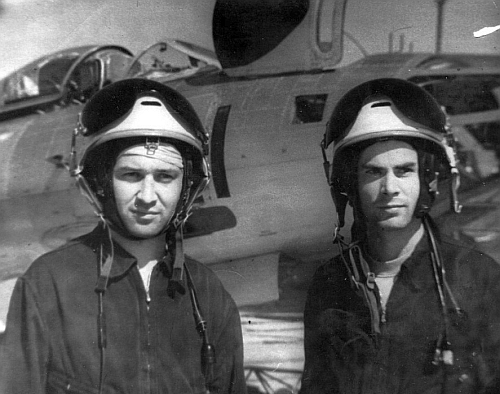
378 204 406 210
132 209 159 216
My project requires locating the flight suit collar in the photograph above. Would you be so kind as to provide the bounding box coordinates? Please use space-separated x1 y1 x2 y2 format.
396 238 435 292
84 225 160 279
360 235 434 292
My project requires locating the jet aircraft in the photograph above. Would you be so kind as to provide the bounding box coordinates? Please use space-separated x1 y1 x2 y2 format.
1 0 500 391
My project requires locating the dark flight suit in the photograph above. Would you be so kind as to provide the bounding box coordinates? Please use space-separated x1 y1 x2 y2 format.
300 236 500 394
0 227 246 394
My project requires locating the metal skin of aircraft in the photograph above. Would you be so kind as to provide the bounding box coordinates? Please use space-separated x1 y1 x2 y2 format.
1 0 500 392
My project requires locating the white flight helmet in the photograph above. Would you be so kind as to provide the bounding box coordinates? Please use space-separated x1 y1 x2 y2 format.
321 78 460 229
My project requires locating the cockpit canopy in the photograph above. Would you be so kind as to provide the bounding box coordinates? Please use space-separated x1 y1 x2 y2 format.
0 45 134 120
0 42 220 121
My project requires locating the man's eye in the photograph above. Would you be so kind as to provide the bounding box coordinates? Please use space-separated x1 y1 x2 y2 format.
155 173 175 182
397 167 415 176
117 172 141 181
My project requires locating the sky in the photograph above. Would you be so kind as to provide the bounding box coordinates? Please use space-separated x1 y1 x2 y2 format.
0 0 498 79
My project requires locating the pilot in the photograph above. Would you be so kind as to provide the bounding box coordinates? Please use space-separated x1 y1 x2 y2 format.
300 78 500 394
0 79 246 394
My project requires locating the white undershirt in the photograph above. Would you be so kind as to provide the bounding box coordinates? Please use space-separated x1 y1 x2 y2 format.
371 253 409 311
368 225 425 312
138 260 158 295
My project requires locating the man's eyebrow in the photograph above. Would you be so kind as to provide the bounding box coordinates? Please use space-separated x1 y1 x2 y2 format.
114 165 181 172
395 161 418 168
360 162 380 169
114 165 141 171
360 161 418 169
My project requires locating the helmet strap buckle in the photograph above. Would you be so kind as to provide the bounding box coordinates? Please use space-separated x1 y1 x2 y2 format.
145 137 160 155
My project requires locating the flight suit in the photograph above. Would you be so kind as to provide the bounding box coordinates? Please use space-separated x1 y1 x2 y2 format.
300 236 500 394
0 227 246 394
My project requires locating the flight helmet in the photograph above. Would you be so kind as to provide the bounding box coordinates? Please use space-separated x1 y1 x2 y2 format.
69 78 210 239
321 78 460 230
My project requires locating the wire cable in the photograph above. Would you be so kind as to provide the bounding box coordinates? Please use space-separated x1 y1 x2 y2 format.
185 263 216 394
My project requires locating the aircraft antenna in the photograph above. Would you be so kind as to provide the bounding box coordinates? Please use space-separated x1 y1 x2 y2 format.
435 0 448 53
343 31 369 57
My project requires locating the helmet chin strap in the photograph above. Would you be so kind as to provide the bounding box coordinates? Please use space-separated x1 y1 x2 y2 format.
168 226 187 295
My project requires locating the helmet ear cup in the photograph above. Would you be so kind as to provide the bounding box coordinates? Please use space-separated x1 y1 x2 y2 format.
330 184 349 228
415 151 441 218
82 143 116 203
329 145 359 228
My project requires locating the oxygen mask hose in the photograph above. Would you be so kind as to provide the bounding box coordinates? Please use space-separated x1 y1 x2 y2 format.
185 263 216 393
423 215 454 368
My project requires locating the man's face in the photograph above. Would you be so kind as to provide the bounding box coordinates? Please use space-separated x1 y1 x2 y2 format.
357 140 420 233
112 148 184 239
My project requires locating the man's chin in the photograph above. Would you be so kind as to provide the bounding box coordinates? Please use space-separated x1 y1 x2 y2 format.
374 217 419 232
126 225 166 240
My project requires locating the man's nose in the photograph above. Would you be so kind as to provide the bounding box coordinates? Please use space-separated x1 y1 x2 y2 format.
136 176 157 205
381 172 400 195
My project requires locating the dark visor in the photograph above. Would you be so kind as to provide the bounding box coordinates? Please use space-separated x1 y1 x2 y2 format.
79 78 206 144
325 78 447 148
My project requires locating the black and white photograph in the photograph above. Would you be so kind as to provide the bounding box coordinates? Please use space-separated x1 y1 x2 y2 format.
0 1 499 393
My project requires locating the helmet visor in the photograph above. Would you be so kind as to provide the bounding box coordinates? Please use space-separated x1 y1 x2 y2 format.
325 78 447 148
79 78 207 148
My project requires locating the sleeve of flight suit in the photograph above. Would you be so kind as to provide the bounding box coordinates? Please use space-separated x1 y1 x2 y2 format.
0 276 49 394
